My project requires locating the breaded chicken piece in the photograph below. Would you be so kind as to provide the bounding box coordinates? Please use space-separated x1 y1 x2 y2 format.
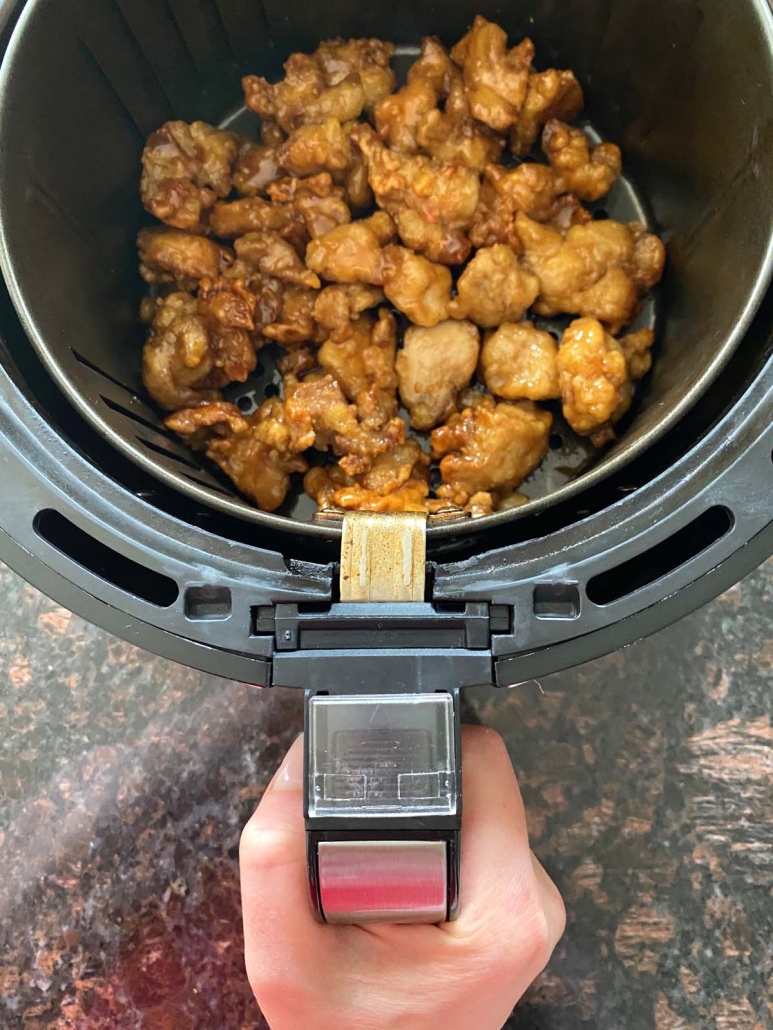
166 400 308 512
351 123 479 264
542 120 622 202
374 36 451 153
305 211 396 285
319 309 399 424
450 245 540 327
141 120 238 231
480 321 560 401
431 393 552 508
267 173 351 240
231 231 321 289
510 69 584 156
277 116 353 177
396 320 481 429
261 286 324 347
556 317 630 445
232 139 283 197
516 213 666 331
138 227 233 290
209 195 306 248
450 16 534 131
314 37 396 109
313 284 386 337
381 245 454 326
142 280 258 411
305 439 432 512
243 53 365 133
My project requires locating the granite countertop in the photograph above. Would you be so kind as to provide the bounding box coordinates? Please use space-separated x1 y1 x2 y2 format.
0 556 771 1029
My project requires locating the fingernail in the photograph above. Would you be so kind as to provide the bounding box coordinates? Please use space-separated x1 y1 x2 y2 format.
267 734 304 792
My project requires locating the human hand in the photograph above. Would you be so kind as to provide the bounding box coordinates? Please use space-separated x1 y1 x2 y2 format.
240 725 565 1030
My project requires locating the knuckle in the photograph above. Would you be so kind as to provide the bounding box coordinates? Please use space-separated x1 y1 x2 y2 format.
239 822 297 871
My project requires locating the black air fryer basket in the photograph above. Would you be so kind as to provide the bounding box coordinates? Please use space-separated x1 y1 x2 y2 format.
1 0 773 924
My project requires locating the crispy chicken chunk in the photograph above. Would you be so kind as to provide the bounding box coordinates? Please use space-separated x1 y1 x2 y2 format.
375 35 503 170
397 320 480 429
262 286 323 346
232 139 283 196
480 321 560 401
620 326 656 380
209 195 306 248
277 116 353 177
451 245 540 327
138 227 232 290
231 231 321 289
374 41 449 153
431 394 552 508
166 400 308 511
313 284 386 337
319 309 399 423
244 53 366 133
305 438 432 512
142 281 258 411
450 17 534 131
305 211 396 285
470 163 590 249
510 69 584 156
543 120 622 202
141 120 238 231
516 213 666 330
415 73 504 172
314 37 396 109
285 374 404 475
267 173 351 240
557 317 630 445
381 245 454 327
351 123 479 264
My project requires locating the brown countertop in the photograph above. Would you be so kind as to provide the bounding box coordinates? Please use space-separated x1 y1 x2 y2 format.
0 557 771 1029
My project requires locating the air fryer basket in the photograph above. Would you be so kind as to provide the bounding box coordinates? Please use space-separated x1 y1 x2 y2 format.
1 0 773 539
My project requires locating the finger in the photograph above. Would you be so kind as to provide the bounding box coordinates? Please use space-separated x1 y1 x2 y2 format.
240 736 328 987
448 726 565 967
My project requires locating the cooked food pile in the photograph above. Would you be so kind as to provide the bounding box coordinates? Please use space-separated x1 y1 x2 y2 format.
138 17 666 515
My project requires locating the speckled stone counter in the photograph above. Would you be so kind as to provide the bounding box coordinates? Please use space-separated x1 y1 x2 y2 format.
0 557 771 1029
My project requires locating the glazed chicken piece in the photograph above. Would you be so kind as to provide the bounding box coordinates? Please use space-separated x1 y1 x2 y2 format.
138 227 232 290
556 317 637 446
277 116 353 177
244 53 366 133
232 139 283 196
450 16 534 131
450 245 540 328
209 195 306 248
620 326 656 380
516 213 666 331
285 374 405 475
510 69 584 156
414 73 505 172
351 123 480 264
480 321 560 401
142 281 258 411
231 231 321 289
542 120 622 202
381 246 454 327
431 394 552 509
470 163 590 249
141 120 238 232
267 173 351 240
165 400 309 512
313 37 396 109
374 36 451 153
261 286 323 347
305 438 432 513
305 211 396 285
396 320 481 430
318 309 399 424
313 284 385 338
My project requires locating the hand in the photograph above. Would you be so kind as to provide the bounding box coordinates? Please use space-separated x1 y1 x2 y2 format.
240 725 565 1030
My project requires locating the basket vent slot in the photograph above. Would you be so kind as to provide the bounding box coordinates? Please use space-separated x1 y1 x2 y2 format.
586 506 733 606
34 509 179 607
185 585 232 620
533 583 580 620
